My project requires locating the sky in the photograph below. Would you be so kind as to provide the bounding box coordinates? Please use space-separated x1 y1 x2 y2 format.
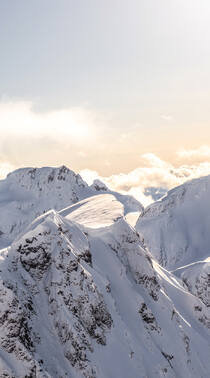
1 0 210 204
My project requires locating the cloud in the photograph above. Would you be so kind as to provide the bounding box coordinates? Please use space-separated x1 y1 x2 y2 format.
177 145 210 161
160 114 173 122
80 152 210 207
0 99 101 169
141 153 171 168
0 162 16 180
0 101 210 208
0 100 95 142
79 169 99 185
77 151 87 158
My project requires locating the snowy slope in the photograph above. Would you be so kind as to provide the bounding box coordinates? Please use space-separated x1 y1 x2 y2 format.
59 193 125 229
172 258 210 307
0 166 142 249
0 197 210 377
136 175 210 270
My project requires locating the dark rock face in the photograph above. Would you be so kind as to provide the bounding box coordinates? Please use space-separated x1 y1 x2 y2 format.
17 240 51 279
0 215 112 377
0 280 43 377
161 351 174 368
139 303 161 332
135 274 160 301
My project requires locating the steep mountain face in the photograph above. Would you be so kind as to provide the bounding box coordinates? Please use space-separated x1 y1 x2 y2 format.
0 166 142 249
0 194 210 377
136 175 210 270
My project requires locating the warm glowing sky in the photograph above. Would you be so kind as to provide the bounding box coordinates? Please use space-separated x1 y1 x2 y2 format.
1 1 210 202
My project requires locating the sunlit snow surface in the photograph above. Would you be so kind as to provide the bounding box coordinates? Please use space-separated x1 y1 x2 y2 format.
60 194 124 228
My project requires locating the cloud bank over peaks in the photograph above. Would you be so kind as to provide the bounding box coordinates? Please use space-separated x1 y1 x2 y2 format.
1 147 210 207
80 149 210 206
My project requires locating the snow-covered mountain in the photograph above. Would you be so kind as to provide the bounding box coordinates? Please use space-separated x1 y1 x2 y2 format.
0 166 142 249
0 167 210 377
136 175 210 270
136 174 210 318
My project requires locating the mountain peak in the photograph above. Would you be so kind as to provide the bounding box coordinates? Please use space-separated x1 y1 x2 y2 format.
137 173 210 269
0 165 143 249
7 165 86 186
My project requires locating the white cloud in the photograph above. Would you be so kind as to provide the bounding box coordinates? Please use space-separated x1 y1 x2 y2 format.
177 145 210 160
77 151 87 158
0 162 16 179
0 100 95 141
161 114 173 122
80 152 210 207
79 169 99 185
0 99 101 168
0 102 210 208
141 153 171 168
